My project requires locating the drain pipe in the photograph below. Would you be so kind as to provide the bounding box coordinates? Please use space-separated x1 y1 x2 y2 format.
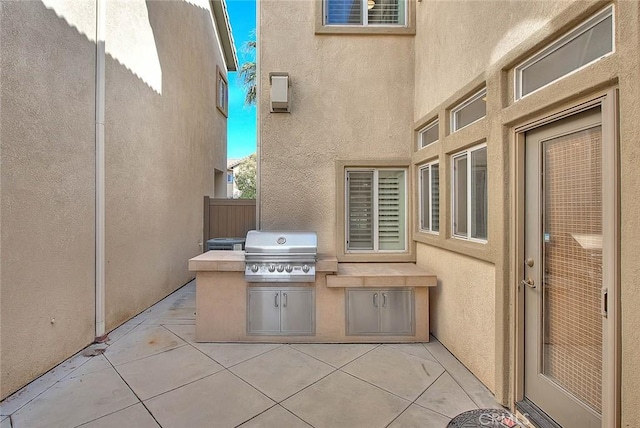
95 0 107 341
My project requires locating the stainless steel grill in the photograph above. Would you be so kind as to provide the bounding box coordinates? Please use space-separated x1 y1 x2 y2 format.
244 230 317 282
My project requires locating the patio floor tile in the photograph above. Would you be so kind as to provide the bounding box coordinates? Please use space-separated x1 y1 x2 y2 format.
114 345 224 400
193 343 282 368
144 370 274 428
384 343 438 363
163 324 196 343
289 343 378 368
77 403 159 428
238 405 311 427
230 346 334 402
341 345 445 401
388 404 451 428
103 325 185 366
282 371 409 428
10 366 138 428
415 372 478 418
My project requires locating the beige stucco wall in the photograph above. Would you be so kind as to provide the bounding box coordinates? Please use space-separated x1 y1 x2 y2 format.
0 0 230 399
259 0 414 255
417 245 496 391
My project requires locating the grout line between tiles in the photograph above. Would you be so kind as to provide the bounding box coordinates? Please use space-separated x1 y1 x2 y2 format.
288 343 382 369
72 402 142 428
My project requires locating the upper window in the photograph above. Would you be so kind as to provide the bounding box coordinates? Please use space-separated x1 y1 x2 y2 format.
418 120 439 149
346 168 407 252
325 0 406 26
515 6 614 100
451 88 486 132
419 161 439 234
452 144 487 242
216 66 229 117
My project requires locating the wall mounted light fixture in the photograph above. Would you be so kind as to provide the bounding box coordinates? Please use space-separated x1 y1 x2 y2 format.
269 72 290 113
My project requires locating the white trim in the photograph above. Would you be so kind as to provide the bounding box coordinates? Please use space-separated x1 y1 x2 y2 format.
450 87 487 133
324 0 408 27
418 160 439 234
418 120 439 149
451 143 488 243
514 5 614 101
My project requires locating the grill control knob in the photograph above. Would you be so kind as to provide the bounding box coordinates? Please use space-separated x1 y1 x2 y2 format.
302 264 310 273
251 264 259 273
268 264 276 272
285 265 293 273
277 265 285 273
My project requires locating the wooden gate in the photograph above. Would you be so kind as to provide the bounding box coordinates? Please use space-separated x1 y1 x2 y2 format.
203 196 256 249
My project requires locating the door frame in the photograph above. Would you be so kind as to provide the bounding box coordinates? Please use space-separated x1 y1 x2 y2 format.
510 89 620 427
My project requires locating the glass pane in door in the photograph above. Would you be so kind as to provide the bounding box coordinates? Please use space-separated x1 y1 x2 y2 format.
541 126 602 414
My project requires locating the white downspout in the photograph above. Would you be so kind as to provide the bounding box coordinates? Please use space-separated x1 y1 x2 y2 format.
255 0 261 228
95 0 106 340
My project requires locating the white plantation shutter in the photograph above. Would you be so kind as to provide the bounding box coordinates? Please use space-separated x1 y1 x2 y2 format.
347 171 374 250
378 170 405 250
325 0 405 26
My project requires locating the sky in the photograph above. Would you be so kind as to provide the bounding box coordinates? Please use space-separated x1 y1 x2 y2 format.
225 0 257 161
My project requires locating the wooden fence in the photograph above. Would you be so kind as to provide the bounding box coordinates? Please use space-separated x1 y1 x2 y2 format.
203 196 256 248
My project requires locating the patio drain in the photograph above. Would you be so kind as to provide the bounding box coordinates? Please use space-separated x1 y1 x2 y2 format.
447 408 526 428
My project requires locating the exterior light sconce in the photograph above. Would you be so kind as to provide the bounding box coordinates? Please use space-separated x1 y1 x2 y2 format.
269 72 290 113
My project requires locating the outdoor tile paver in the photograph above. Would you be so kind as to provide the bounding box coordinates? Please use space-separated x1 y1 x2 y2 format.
415 372 478 418
282 370 410 428
341 345 445 401
0 416 10 428
77 403 159 428
10 366 138 428
238 405 311 428
384 343 438 363
194 343 282 368
388 404 451 428
115 345 224 400
289 343 378 368
163 324 196 343
65 354 112 380
230 346 335 402
144 370 274 428
103 325 186 366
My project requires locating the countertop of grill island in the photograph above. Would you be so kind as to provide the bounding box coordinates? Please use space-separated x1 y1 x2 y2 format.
188 250 338 273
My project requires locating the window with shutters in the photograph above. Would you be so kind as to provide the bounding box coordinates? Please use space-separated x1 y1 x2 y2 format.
325 0 406 26
419 161 439 234
346 168 407 252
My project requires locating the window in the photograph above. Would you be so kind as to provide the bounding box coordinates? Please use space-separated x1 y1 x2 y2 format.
418 120 439 149
451 88 486 132
515 6 614 100
325 0 406 26
227 173 234 184
419 162 439 233
216 66 228 117
452 145 487 241
346 168 406 252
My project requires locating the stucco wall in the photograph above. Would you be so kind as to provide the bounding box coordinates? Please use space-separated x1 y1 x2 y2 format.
417 245 496 391
0 0 229 399
259 0 414 255
0 0 97 399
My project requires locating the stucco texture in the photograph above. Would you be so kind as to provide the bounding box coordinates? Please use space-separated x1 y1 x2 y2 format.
1 0 229 399
259 0 414 255
417 244 496 392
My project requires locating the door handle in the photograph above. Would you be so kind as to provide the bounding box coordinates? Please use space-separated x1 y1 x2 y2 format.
373 293 378 308
521 278 536 289
283 292 288 308
382 293 387 307
275 293 279 307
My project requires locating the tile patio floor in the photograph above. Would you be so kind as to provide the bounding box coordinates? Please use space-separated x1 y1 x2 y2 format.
0 281 502 428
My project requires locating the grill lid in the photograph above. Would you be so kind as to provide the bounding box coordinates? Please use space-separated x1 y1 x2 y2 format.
244 230 317 255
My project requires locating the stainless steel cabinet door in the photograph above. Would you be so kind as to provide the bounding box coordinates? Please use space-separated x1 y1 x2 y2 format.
347 289 380 335
380 290 414 334
247 289 281 334
280 289 314 334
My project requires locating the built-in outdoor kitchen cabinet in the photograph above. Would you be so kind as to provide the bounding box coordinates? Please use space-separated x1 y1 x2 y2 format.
247 288 315 335
346 289 414 335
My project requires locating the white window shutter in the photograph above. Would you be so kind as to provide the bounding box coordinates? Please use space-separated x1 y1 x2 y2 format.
347 171 374 250
378 170 405 250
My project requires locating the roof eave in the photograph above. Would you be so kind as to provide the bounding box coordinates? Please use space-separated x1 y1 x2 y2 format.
210 0 238 72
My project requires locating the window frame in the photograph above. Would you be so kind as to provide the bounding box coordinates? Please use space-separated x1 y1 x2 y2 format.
418 160 439 235
451 143 488 243
344 167 408 254
323 0 407 27
418 120 439 150
216 66 229 117
450 88 487 133
316 0 415 35
514 5 614 101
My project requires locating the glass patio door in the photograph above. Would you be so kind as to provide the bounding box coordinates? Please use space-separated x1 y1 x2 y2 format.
523 107 603 427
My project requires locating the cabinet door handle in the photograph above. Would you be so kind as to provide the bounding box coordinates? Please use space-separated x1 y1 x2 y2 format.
283 292 288 307
275 293 279 308
373 293 378 308
382 293 387 307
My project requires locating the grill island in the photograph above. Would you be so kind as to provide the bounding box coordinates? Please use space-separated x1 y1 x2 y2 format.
189 230 438 343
